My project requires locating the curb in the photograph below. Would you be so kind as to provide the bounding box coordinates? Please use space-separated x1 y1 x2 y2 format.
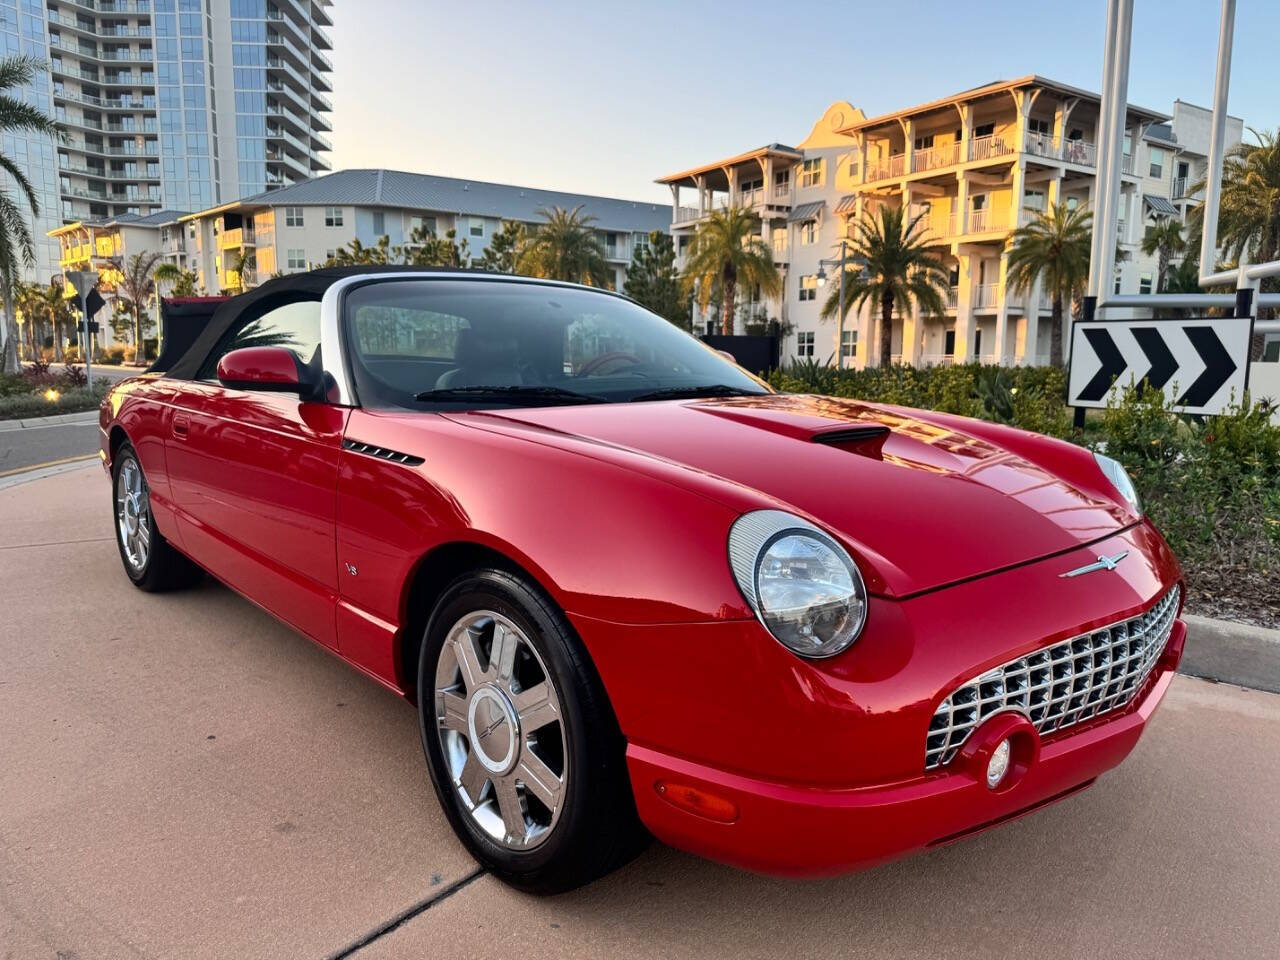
0 456 98 491
0 411 100 432
1180 614 1280 695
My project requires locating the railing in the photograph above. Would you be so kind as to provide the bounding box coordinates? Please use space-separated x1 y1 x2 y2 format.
1024 131 1057 158
1061 139 1097 166
773 181 791 200
921 353 956 366
972 282 999 308
1171 176 1189 198
603 245 629 261
1122 153 1134 175
865 153 907 182
54 88 155 111
946 286 959 309
969 134 1014 162
966 208 1006 234
737 187 763 207
912 141 960 173
219 228 255 249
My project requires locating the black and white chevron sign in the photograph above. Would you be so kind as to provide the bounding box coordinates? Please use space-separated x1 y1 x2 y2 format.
1068 317 1254 415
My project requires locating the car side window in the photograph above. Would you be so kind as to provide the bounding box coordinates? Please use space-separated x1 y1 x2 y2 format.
198 298 323 380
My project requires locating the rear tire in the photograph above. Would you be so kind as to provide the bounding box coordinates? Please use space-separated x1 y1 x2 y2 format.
112 442 202 593
418 568 647 893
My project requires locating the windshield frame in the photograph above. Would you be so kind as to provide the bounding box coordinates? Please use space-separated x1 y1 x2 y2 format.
327 272 771 411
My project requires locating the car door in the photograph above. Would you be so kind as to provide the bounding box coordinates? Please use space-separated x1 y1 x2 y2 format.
165 296 347 649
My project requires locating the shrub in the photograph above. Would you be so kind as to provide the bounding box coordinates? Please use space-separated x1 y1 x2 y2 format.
0 381 110 420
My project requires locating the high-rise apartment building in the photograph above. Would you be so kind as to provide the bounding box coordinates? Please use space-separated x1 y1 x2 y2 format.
11 0 333 283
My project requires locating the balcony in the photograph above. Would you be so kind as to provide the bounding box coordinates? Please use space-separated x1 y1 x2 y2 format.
966 207 1007 235
673 205 702 224
1172 176 1190 199
219 228 255 250
912 141 961 173
972 282 999 309
968 134 1015 163
865 153 906 182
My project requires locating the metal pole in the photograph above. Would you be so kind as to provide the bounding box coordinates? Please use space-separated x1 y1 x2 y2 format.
1087 0 1122 298
80 293 93 392
1199 0 1237 285
836 239 847 369
1095 0 1133 315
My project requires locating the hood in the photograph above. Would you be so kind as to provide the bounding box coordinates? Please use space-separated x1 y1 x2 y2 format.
451 394 1132 597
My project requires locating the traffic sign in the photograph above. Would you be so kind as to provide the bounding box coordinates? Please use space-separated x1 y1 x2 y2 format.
1068 316 1254 415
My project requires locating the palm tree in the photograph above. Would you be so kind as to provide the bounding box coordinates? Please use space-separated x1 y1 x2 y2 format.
1140 216 1187 292
1006 203 1093 368
681 206 781 336
1189 127 1280 267
38 277 70 360
820 206 948 368
0 55 58 373
114 251 163 363
517 205 611 287
154 262 199 297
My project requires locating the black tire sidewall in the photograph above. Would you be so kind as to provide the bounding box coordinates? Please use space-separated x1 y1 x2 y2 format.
417 569 609 886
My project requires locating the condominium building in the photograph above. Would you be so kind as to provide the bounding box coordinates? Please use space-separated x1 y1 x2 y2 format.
658 77 1243 368
16 0 333 285
179 168 672 294
50 208 193 283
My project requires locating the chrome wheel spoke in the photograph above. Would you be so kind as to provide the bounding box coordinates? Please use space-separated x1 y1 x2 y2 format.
493 776 528 842
489 621 518 683
452 633 485 690
457 751 489 804
512 682 558 732
439 690 469 733
516 752 561 811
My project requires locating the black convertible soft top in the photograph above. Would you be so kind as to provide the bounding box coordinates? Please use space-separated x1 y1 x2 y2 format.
162 265 496 381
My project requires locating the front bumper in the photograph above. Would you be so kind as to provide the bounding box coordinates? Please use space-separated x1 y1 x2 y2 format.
573 521 1184 876
626 618 1183 875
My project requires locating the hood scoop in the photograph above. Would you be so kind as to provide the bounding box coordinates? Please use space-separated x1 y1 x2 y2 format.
810 424 890 460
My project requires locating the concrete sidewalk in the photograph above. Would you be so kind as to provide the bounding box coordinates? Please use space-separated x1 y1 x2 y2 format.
2 466 1278 960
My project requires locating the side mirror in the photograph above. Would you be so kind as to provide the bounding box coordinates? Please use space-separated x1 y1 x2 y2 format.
716 349 739 365
217 346 306 393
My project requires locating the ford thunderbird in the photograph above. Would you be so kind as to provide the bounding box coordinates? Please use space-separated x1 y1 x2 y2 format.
100 266 1185 892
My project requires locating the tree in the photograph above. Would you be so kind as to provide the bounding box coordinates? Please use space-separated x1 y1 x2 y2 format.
1140 216 1187 293
223 248 255 294
0 56 58 372
1006 202 1093 368
1161 253 1204 318
516 205 610 287
325 235 393 267
820 206 949 368
154 262 199 297
479 219 525 273
1190 127 1280 267
113 251 163 361
405 225 470 267
35 278 71 360
681 206 780 336
624 231 687 328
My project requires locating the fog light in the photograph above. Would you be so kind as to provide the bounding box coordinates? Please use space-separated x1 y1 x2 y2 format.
986 739 1012 789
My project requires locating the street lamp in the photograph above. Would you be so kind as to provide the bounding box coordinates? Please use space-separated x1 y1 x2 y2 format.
816 239 851 368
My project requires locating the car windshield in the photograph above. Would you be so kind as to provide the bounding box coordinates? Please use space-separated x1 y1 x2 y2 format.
343 277 770 409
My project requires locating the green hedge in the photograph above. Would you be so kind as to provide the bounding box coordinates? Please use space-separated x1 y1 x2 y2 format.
769 362 1280 622
0 377 110 420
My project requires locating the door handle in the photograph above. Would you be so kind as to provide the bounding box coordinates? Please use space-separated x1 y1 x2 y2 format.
172 413 190 438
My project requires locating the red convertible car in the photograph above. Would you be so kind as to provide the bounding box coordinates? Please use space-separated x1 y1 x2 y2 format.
101 266 1185 892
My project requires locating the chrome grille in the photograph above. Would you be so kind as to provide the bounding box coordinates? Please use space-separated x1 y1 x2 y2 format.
925 586 1180 770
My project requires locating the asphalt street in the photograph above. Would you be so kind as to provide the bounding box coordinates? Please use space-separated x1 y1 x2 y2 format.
2 464 1278 960
0 416 99 476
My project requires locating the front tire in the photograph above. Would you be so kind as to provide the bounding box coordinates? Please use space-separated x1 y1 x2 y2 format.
112 443 202 592
418 568 646 893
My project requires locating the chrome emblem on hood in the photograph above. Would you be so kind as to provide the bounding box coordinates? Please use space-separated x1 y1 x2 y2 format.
1059 550 1130 579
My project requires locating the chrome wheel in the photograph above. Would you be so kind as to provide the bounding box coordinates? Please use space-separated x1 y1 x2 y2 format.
115 455 152 573
434 610 567 850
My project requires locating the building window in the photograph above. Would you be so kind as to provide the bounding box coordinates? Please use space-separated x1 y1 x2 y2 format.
840 329 857 359
1149 147 1165 179
974 329 983 358
372 211 385 235
944 329 956 357
799 220 817 245
796 331 815 357
285 206 303 227
633 232 650 254
1028 117 1052 136
774 169 790 197
1123 133 1132 155
974 122 995 139
1114 273 1122 294
286 249 306 270
799 158 823 189
1066 196 1079 212
772 227 787 255
799 274 817 302
324 207 343 227
469 218 485 237
1024 189 1045 212
1139 273 1153 295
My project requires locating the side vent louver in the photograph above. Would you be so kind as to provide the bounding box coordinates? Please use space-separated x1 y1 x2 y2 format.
811 425 890 445
342 439 424 466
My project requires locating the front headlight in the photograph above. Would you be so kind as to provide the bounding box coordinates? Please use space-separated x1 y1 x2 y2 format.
728 510 868 659
1094 452 1141 514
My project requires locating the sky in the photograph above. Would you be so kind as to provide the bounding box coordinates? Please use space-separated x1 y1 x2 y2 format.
328 0 1279 206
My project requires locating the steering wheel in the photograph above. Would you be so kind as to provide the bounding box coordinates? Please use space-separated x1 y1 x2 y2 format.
577 352 642 377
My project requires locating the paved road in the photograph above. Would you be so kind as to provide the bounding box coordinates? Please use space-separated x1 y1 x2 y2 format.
0 415 100 477
2 465 1278 960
